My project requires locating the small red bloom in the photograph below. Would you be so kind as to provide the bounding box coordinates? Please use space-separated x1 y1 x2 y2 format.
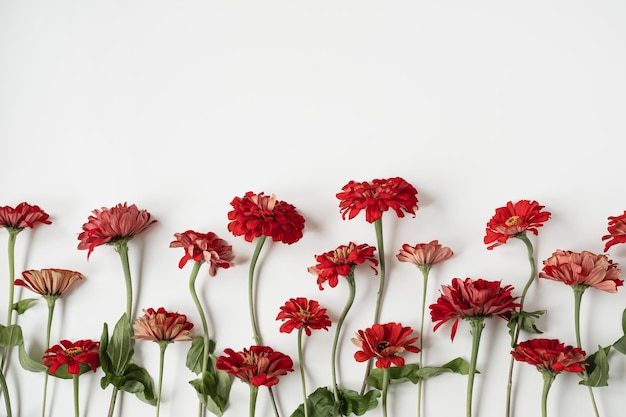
396 240 453 269
170 230 235 276
484 200 551 250
133 307 194 342
430 277 520 341
0 202 51 230
215 345 294 387
602 211 626 252
337 177 418 224
352 322 420 369
227 191 305 245
42 339 100 375
307 242 378 290
511 338 586 374
77 202 157 259
539 249 623 293
276 297 332 336
16 268 83 298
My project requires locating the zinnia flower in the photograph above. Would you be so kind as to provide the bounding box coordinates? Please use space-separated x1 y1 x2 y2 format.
227 191 305 244
0 202 51 230
170 230 235 276
336 177 418 223
352 322 420 369
538 249 623 293
307 242 378 290
133 307 194 342
511 338 586 374
430 277 521 341
77 202 157 259
16 268 83 298
484 200 551 250
396 240 453 272
215 345 294 387
42 339 100 375
276 297 332 336
602 211 626 252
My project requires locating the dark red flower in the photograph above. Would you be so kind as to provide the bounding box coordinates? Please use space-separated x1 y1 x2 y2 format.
170 230 235 276
42 339 100 375
0 202 51 230
77 202 157 258
133 307 194 342
511 338 586 374
337 177 418 224
602 211 626 252
227 191 305 245
276 297 332 336
307 242 378 290
430 278 520 341
215 345 294 387
484 200 551 250
352 322 420 369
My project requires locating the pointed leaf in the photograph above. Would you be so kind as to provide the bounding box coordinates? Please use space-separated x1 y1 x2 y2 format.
580 345 611 387
612 335 626 355
108 313 134 375
121 363 157 405
338 388 379 416
186 336 205 375
18 343 47 373
290 386 337 417
14 298 38 315
0 324 24 347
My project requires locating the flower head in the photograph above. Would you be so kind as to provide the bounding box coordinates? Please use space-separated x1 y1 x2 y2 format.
511 338 587 375
133 307 194 343
215 345 294 387
352 322 420 369
170 230 235 276
227 191 305 245
0 202 51 231
602 211 626 252
307 242 378 290
539 249 623 293
77 202 157 258
337 177 418 224
430 277 520 341
42 339 100 375
276 297 332 336
484 200 551 250
15 268 83 298
396 240 453 271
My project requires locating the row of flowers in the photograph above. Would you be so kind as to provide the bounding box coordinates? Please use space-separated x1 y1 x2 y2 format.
1 178 626 417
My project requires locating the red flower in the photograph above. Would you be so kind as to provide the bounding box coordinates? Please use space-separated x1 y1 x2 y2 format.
16 268 83 298
42 339 100 375
133 307 194 342
511 338 586 374
215 345 294 387
77 202 157 258
170 230 235 276
276 297 332 336
396 240 453 269
307 242 378 290
539 249 623 293
352 322 420 369
602 211 626 252
337 177 418 224
0 202 51 230
483 200 551 250
227 191 305 245
430 278 520 341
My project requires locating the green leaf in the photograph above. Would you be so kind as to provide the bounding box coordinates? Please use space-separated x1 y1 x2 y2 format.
186 336 205 375
120 363 157 405
366 364 420 389
108 313 134 376
507 310 546 341
580 345 611 387
14 298 38 315
48 362 97 380
99 322 112 375
0 324 24 347
418 357 472 378
338 388 379 416
612 335 626 355
189 367 232 416
621 308 626 334
18 343 47 373
290 386 337 417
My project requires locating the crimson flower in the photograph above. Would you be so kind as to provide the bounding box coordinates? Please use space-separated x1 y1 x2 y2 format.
538 249 623 293
307 242 378 290
336 177 418 223
77 202 157 258
133 307 194 342
430 277 520 341
276 297 332 336
484 200 551 250
396 240 453 271
227 191 305 244
602 211 626 252
170 230 234 276
215 345 294 387
511 338 586 374
16 268 83 298
42 339 100 375
352 322 420 369
0 202 51 231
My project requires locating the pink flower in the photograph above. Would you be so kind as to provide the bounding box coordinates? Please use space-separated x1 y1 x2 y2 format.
0 202 51 230
16 268 83 298
396 240 453 270
602 211 626 252
133 307 194 342
170 230 234 276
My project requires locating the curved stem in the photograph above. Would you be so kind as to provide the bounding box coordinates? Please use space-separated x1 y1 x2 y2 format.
156 342 169 417
73 374 80 417
188 261 208 417
249 385 258 417
297 327 309 417
540 371 555 417
248 236 266 346
416 266 430 417
2 230 19 371
0 366 12 417
114 241 132 322
106 388 119 417
466 318 485 417
42 297 57 417
381 367 390 417
331 272 356 402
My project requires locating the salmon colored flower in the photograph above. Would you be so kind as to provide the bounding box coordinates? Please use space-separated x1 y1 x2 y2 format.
336 177 418 223
170 230 235 276
15 268 83 298
512 338 586 374
430 278 520 341
77 202 157 258
227 191 305 245
42 339 100 375
276 297 332 336
307 242 378 290
539 250 623 293
215 345 294 387
133 307 194 342
352 322 420 369
602 211 626 252
0 202 51 231
396 240 453 271
484 200 551 250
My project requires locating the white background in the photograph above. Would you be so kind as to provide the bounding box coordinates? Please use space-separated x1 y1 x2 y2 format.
1 1 626 416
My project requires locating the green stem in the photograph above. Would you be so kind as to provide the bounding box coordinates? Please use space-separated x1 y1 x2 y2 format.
188 261 208 417
106 388 119 417
297 327 309 417
0 366 12 417
248 236 266 346
156 342 169 417
416 265 430 417
42 296 57 417
73 374 80 417
331 272 356 402
2 230 19 371
466 318 485 417
249 385 258 417
540 371 555 417
114 241 132 322
381 368 390 417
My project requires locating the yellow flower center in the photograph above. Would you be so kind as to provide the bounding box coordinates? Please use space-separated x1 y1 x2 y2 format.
65 347 84 357
505 216 520 227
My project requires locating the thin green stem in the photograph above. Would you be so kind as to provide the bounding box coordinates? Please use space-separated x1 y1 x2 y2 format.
297 327 309 417
73 374 80 417
106 388 119 417
331 272 356 403
41 296 57 417
2 230 19 371
0 366 12 417
540 371 555 417
188 261 208 417
466 318 485 417
249 385 258 417
114 241 132 322
248 236 266 346
416 265 430 417
381 368 390 417
156 342 169 417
